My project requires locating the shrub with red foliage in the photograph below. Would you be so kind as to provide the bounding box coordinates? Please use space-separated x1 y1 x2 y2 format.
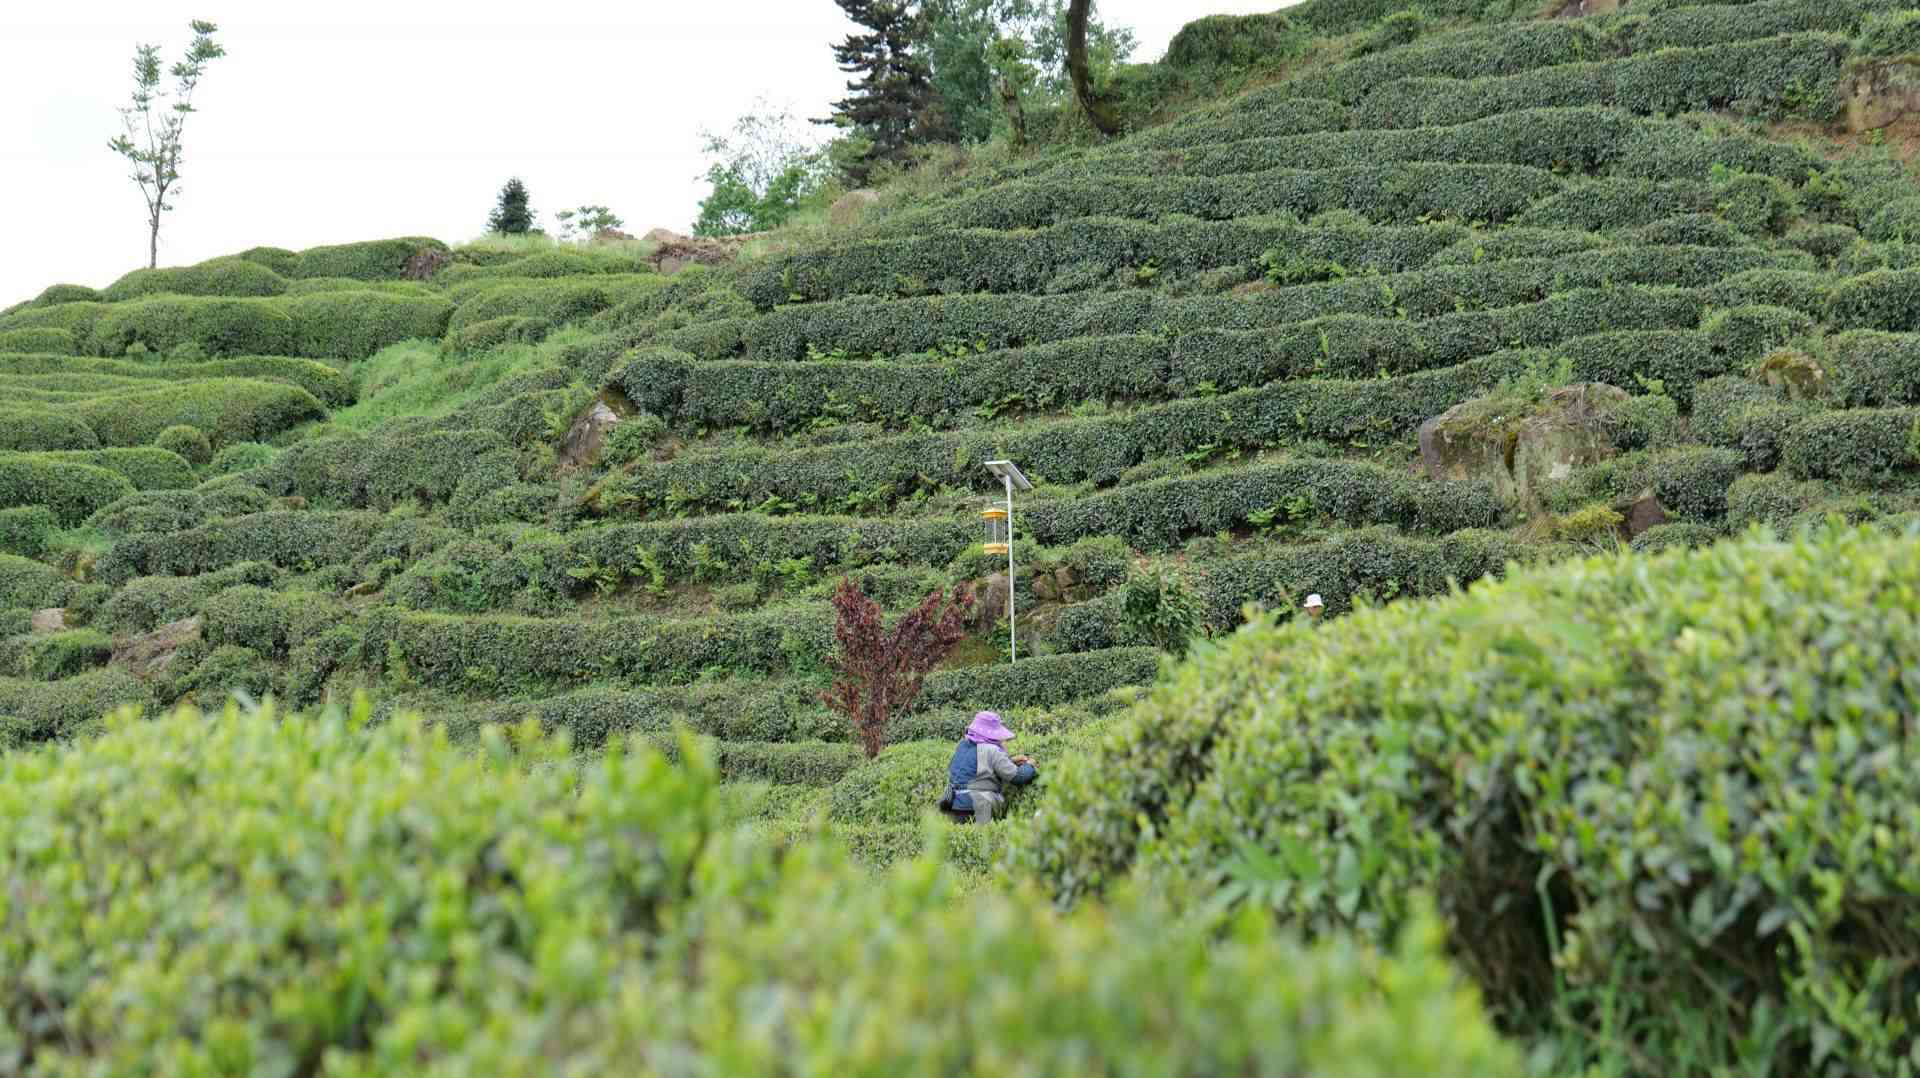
822 578 974 758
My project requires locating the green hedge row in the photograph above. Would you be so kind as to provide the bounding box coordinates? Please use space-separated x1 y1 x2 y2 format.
86 482 276 536
729 244 1802 361
1012 107 1816 191
101 257 289 301
6 448 194 492
1626 0 1901 52
1827 268 1920 330
0 327 77 353
0 352 352 407
0 703 1521 1072
251 426 520 510
0 299 111 338
61 378 326 448
0 456 136 526
1126 94 1348 150
1539 445 1746 520
897 162 1564 233
1355 33 1851 130
288 236 448 281
446 275 661 335
1511 177 1717 233
0 668 152 748
438 247 653 282
1827 330 1920 406
624 288 1705 434
95 509 394 586
1016 525 1920 1072
742 216 1471 309
1691 375 1811 470
84 293 451 360
93 561 283 637
1282 19 1603 105
0 552 74 609
1781 407 1920 480
0 506 55 558
354 603 838 692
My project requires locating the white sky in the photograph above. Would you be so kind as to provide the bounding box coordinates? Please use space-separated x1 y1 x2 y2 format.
2 1 1282 307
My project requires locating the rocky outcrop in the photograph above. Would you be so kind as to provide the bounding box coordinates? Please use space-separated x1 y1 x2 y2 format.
558 400 622 470
1420 383 1630 504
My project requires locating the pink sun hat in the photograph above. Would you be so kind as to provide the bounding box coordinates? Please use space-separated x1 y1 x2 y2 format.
965 711 1014 745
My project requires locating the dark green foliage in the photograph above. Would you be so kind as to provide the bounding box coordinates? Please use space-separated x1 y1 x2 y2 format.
292 236 450 280
1691 375 1810 471
232 246 299 276
1828 330 1920 406
1628 520 1720 552
176 644 275 702
207 441 278 477
201 586 347 656
744 217 1470 309
445 316 553 357
1854 7 1920 56
25 283 103 307
447 276 657 335
0 668 151 747
1164 12 1305 72
1828 269 1920 330
1714 170 1800 236
154 424 211 466
284 291 453 360
3 628 112 681
486 180 535 235
1541 446 1745 521
101 257 288 301
88 296 295 358
0 553 74 609
0 401 96 467
93 562 283 636
18 449 195 491
0 328 78 353
1725 471 1826 532
254 428 518 510
0 353 352 407
1018 525 1920 1072
1701 304 1816 361
0 506 56 558
0 457 136 526
1354 34 1851 130
1864 197 1920 243
65 379 326 449
1781 407 1920 480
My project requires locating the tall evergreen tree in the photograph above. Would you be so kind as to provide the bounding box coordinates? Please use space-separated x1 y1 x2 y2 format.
822 1 950 184
486 178 535 235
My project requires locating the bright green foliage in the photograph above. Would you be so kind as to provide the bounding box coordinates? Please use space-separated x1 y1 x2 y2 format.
2 628 112 681
282 291 453 360
0 702 1520 1073
206 441 277 477
0 553 74 609
289 236 450 280
13 449 195 491
1020 526 1920 1072
0 668 150 747
63 379 326 448
0 457 136 526
0 328 77 353
101 256 288 301
0 411 98 452
155 425 211 467
0 506 56 558
88 296 294 358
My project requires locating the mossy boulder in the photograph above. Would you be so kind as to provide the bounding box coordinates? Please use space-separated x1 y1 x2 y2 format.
1419 382 1629 504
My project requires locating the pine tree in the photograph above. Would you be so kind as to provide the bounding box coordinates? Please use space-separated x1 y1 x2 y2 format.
486 178 535 235
823 0 951 184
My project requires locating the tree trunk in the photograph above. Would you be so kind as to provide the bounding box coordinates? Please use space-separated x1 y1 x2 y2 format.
148 215 159 270
1067 0 1121 136
997 74 1028 150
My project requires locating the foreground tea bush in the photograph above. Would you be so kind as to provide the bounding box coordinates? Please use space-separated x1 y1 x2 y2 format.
1019 525 1920 1072
0 703 1519 1074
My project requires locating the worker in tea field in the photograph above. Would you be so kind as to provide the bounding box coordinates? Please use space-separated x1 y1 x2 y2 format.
939 710 1038 824
1304 593 1324 620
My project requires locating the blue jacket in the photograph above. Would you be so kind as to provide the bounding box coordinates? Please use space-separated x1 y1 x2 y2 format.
946 740 1036 810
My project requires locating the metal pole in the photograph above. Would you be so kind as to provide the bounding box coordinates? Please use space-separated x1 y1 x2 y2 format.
1005 475 1016 663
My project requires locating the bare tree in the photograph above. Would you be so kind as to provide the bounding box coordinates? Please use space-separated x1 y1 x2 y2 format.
108 20 225 269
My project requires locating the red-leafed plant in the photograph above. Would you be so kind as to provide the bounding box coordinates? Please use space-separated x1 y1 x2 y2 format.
822 578 975 758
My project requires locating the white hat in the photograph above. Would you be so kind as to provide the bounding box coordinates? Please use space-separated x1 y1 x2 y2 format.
1304 594 1324 608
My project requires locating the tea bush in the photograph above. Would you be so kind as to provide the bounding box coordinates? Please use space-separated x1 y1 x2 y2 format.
1828 269 1920 330
283 291 453 360
1354 34 1851 130
232 245 299 276
0 353 353 408
0 701 1520 1073
1781 407 1920 480
0 506 55 559
1 627 111 681
742 217 1470 309
0 410 96 452
153 424 213 466
101 256 288 301
0 457 136 526
87 296 295 358
63 379 327 448
1017 525 1920 1073
16 448 194 491
0 327 76 353
288 236 449 280
0 667 150 747
446 276 658 335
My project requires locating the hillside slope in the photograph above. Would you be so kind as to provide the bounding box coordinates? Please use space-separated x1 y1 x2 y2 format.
2 0 1920 869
